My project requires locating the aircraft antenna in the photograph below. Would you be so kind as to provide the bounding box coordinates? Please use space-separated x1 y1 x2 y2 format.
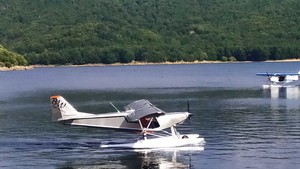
109 102 120 113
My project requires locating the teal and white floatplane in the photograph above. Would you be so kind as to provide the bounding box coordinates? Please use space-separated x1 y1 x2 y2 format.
50 96 205 149
256 70 300 88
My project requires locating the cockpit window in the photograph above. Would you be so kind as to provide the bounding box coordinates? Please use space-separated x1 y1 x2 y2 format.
140 117 160 128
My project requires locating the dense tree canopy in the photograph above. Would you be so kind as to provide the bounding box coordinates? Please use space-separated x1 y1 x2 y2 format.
0 44 27 67
0 0 300 65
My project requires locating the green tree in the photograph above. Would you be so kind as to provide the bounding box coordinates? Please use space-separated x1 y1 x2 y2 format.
0 44 28 67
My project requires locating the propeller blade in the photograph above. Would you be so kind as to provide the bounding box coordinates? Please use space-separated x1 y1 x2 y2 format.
187 99 190 112
187 99 191 124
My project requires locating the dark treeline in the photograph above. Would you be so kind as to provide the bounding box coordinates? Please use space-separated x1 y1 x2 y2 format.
1 0 300 65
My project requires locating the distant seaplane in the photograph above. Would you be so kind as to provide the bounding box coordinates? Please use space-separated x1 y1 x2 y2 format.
50 96 205 149
256 70 300 88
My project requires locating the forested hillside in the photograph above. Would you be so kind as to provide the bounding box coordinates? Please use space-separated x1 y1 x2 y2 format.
1 0 300 65
0 44 27 67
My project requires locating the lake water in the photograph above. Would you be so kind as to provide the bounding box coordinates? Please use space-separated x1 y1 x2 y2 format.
1 62 300 169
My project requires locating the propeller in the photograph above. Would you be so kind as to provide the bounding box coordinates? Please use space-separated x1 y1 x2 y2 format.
187 99 193 124
187 99 190 113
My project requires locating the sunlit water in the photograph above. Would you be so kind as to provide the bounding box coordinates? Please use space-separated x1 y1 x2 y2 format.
1 62 300 169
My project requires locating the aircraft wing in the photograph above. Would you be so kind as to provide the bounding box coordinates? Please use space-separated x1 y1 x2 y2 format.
256 72 300 76
124 99 165 122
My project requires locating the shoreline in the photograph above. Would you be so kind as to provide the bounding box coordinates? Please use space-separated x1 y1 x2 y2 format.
33 60 230 68
1 59 300 71
32 59 300 68
0 65 34 71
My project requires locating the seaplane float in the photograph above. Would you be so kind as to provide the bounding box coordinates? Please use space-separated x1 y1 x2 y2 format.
50 95 205 149
256 70 300 88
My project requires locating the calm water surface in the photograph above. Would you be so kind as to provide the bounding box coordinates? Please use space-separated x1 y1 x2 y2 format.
1 62 300 169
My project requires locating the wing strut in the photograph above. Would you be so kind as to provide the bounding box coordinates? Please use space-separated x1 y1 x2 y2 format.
109 102 120 113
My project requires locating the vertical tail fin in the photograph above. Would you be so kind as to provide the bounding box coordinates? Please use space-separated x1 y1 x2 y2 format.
50 95 78 121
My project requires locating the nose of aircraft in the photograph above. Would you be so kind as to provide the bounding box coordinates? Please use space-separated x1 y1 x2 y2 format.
156 111 192 130
176 112 191 124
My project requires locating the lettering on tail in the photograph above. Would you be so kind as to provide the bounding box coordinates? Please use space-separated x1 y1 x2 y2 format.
51 98 66 109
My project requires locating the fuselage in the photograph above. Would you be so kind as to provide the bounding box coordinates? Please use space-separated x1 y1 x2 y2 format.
59 111 190 131
51 96 190 132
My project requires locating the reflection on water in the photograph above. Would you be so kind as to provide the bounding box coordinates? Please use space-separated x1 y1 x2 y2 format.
136 150 191 169
263 87 300 109
267 87 300 99
55 147 204 169
286 87 300 99
125 148 203 169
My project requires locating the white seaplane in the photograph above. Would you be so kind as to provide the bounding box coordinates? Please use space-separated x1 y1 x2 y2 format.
256 70 300 88
50 95 205 149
